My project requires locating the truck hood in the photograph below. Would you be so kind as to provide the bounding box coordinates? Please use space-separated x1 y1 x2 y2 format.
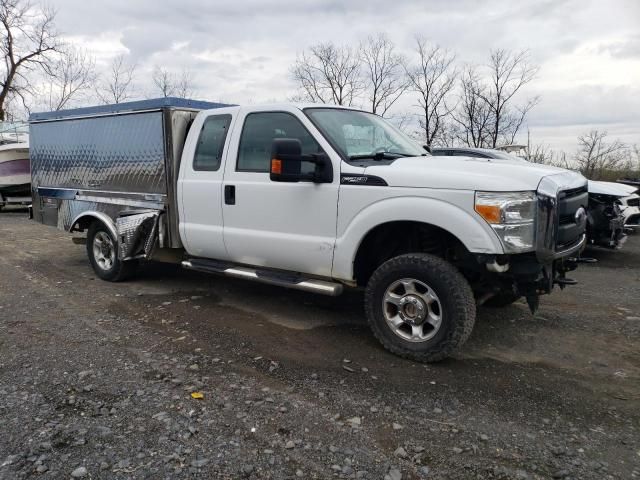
363 155 581 192
588 180 638 197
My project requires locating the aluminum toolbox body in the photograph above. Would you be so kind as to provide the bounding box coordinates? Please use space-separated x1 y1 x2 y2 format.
29 98 230 249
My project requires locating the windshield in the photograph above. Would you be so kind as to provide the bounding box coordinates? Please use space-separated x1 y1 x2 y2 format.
305 108 426 160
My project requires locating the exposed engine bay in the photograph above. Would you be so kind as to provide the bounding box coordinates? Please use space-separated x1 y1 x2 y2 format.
587 180 640 248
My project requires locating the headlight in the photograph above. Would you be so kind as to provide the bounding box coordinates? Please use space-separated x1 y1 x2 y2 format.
475 191 536 253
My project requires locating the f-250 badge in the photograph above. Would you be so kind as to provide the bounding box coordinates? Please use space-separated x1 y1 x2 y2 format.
340 175 387 186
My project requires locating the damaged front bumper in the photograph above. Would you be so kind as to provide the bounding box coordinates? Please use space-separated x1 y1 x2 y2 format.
622 205 640 230
587 192 640 248
475 173 588 312
477 243 583 312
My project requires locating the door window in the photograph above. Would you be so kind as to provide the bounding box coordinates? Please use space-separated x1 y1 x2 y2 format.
193 114 232 171
237 112 323 173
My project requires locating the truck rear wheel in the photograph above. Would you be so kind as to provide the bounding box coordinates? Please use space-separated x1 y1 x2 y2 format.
364 253 476 362
86 221 137 282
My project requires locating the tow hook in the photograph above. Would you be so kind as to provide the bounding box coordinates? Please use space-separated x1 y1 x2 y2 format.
486 259 509 273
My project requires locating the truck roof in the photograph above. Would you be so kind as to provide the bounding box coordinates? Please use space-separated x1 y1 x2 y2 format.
29 97 234 122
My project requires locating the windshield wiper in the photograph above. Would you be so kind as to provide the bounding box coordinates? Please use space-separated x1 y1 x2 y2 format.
348 151 416 161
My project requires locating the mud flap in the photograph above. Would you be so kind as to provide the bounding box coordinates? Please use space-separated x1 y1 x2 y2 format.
116 210 161 261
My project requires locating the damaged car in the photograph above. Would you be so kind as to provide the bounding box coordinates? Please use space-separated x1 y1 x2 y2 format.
587 180 640 248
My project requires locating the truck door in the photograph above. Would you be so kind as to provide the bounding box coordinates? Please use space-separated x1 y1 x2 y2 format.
221 107 340 278
178 109 236 259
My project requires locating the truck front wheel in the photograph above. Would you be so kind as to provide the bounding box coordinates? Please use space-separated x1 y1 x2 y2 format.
364 253 476 362
86 221 137 282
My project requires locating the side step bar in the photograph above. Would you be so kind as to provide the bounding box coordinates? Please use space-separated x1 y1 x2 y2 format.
182 259 343 296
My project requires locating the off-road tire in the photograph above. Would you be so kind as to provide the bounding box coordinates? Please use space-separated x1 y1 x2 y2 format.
86 221 137 282
483 293 522 308
364 253 476 362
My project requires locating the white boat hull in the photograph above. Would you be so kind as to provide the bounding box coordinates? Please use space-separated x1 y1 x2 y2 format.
0 142 30 195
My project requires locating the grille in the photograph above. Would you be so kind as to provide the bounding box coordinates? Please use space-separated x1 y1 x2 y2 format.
556 186 588 250
559 213 575 225
558 186 588 199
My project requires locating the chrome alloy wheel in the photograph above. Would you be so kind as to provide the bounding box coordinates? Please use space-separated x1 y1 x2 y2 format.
382 278 443 342
92 231 116 271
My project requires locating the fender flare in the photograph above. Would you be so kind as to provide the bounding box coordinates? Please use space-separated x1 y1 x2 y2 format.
69 211 117 240
331 196 503 281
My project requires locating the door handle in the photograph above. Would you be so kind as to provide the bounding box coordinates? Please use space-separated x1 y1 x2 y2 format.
224 185 235 205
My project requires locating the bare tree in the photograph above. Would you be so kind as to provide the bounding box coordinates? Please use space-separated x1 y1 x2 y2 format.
528 143 557 165
175 69 193 98
38 46 95 111
152 65 174 97
556 151 570 169
431 120 460 148
450 50 539 149
575 130 628 180
404 38 457 147
291 42 363 106
0 0 60 120
387 111 415 134
630 144 640 177
152 65 195 99
615 144 640 180
360 34 407 116
479 49 539 148
451 66 493 147
96 54 136 104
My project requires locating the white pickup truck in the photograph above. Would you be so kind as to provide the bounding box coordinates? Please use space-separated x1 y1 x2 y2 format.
29 98 588 361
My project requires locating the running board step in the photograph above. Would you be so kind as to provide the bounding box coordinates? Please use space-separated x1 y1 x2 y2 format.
181 259 343 296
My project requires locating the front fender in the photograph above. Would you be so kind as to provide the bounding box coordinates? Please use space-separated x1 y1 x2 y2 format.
332 195 503 281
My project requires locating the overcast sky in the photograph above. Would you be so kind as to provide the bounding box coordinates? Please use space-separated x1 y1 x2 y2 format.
52 0 640 153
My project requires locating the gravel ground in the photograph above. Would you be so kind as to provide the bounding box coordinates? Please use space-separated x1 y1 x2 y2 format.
0 207 639 480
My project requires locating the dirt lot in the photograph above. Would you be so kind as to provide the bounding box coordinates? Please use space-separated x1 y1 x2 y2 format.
0 207 639 480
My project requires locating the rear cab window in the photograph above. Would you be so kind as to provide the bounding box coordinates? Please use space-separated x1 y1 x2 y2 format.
193 114 232 171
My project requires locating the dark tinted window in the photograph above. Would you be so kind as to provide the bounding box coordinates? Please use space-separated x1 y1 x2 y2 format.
431 150 451 156
193 115 231 171
451 150 487 158
237 112 323 172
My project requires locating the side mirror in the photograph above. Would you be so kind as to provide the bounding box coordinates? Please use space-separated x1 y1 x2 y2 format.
270 138 303 182
270 138 333 183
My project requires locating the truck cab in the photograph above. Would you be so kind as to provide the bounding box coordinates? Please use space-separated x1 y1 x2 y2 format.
178 105 341 277
29 99 588 362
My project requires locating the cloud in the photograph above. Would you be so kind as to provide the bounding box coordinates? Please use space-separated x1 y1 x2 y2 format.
594 34 640 59
528 85 640 127
41 0 640 150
